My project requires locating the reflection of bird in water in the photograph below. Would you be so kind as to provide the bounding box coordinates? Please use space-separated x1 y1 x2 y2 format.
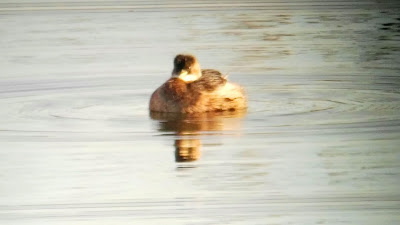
174 139 201 162
150 111 246 162
149 54 247 113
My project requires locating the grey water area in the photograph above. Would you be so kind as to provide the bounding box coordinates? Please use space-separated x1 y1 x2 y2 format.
1 1 400 224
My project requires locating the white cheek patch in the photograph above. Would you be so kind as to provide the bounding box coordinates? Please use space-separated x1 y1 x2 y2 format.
180 74 199 82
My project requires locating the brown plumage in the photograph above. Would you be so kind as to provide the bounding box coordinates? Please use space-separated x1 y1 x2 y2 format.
149 54 247 113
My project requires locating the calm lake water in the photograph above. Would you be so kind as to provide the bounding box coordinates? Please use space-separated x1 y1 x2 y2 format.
1 1 400 224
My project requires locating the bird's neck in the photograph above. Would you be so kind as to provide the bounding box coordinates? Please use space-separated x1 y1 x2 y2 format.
180 73 201 82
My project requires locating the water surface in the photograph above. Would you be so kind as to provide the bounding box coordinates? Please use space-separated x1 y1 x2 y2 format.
1 1 400 224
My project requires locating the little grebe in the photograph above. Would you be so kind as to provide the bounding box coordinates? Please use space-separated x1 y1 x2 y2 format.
149 54 247 113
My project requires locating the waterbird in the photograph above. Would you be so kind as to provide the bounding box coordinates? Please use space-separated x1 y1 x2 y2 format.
149 54 247 113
